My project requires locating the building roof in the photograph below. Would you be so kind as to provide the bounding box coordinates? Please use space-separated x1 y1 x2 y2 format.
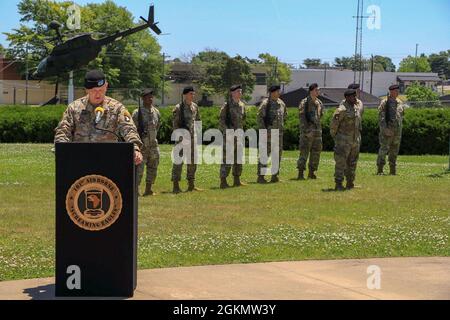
397 75 441 82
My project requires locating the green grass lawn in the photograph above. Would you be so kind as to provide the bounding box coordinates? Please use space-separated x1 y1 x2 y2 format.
0 144 449 281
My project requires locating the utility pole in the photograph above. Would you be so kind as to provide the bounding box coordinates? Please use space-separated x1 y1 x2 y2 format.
25 42 29 105
353 0 369 85
68 71 74 104
161 53 170 106
361 59 365 92
415 43 419 72
370 54 374 94
162 53 165 106
353 0 361 83
274 57 279 83
323 64 327 87
358 0 364 84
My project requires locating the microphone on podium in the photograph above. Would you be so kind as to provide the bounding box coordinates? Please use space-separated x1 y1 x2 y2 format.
95 107 105 124
93 107 123 141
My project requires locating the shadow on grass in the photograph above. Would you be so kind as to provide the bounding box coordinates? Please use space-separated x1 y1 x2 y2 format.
23 284 127 300
321 188 340 192
426 170 450 178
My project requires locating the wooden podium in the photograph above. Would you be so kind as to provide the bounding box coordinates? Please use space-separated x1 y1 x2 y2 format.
55 143 137 297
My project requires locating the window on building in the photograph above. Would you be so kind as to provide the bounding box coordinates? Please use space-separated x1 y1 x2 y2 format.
254 73 266 85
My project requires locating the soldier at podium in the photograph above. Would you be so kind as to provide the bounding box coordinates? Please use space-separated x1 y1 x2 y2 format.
54 70 143 165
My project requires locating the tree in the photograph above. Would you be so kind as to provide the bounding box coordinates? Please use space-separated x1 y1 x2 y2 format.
0 44 6 56
303 58 322 68
192 49 230 97
334 56 353 69
221 55 255 101
192 48 229 65
258 53 292 86
373 55 396 72
405 82 440 107
3 0 165 95
333 54 393 72
398 54 432 72
428 50 450 79
193 50 255 101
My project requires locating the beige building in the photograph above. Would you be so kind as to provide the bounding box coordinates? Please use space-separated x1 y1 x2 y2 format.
0 80 88 105
0 57 270 106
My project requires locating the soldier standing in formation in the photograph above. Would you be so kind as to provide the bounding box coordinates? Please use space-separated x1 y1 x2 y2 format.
296 83 324 180
132 89 161 196
330 89 364 191
257 85 288 184
219 85 247 189
347 83 364 110
171 86 202 194
376 84 405 175
54 70 143 165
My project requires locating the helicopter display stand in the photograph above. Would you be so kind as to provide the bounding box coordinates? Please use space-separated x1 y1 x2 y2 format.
55 142 138 298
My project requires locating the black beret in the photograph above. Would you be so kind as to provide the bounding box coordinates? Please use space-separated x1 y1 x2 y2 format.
389 84 400 90
309 83 319 91
348 83 360 90
183 86 195 95
344 89 357 97
141 88 154 97
269 84 281 92
84 70 106 89
230 84 242 92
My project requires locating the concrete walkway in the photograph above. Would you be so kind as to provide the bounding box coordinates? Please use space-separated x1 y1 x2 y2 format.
1 257 449 300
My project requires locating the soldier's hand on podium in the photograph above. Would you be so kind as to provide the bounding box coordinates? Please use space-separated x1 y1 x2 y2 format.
134 150 143 165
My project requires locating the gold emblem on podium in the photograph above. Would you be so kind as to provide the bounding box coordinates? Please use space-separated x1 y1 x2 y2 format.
65 175 123 231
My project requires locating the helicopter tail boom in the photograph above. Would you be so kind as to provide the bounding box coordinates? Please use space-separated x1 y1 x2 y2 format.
140 4 162 35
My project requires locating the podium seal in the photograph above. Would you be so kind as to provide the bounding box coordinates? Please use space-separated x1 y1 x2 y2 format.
66 175 123 231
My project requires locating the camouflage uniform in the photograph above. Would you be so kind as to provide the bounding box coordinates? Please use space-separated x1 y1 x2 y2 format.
171 102 201 182
377 97 405 172
219 100 246 179
132 105 161 187
330 99 364 186
257 98 287 177
54 96 142 152
297 96 324 175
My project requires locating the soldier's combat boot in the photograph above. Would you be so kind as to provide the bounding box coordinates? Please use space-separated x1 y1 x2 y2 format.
188 180 202 192
220 177 230 189
335 181 345 191
233 176 246 187
172 181 182 194
308 171 317 180
143 183 154 196
270 175 280 183
377 165 384 175
257 175 267 184
346 181 355 190
297 170 305 180
389 165 396 176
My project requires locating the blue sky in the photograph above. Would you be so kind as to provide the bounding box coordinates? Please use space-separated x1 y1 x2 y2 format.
0 0 449 67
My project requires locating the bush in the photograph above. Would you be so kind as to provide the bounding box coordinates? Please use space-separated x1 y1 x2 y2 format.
405 82 441 108
1 105 449 155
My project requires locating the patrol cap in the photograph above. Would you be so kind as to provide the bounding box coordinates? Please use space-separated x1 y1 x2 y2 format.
309 83 319 91
389 84 400 90
348 83 360 90
183 86 195 95
230 84 242 92
84 70 106 89
269 84 281 92
141 88 154 97
344 89 357 97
